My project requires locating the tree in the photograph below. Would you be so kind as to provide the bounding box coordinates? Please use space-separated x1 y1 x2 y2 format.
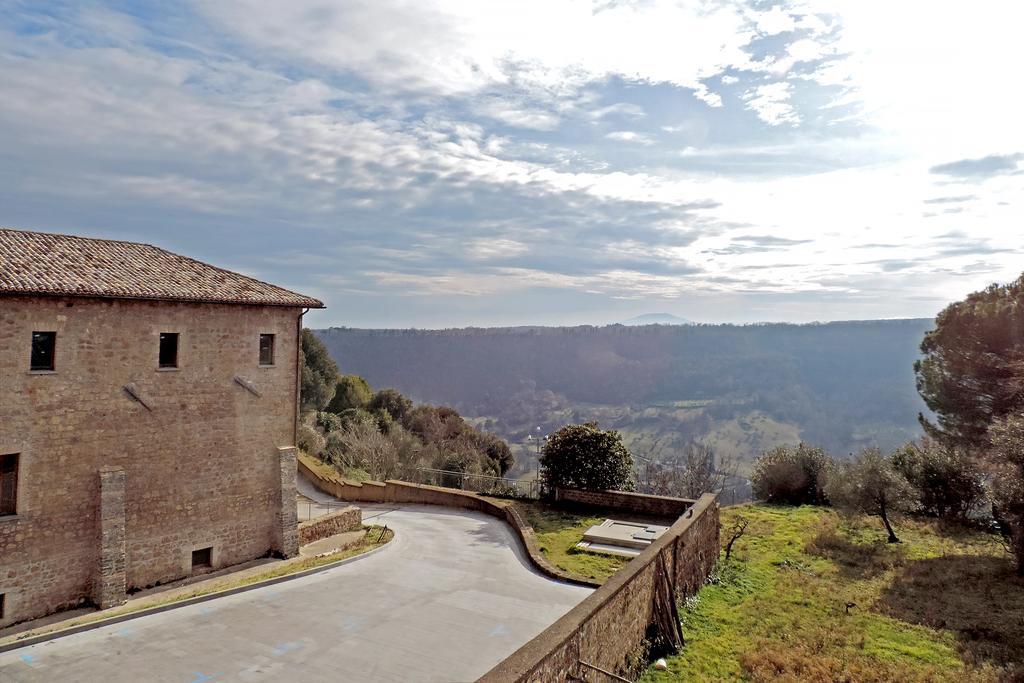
891 438 985 520
367 388 413 422
300 329 340 413
326 374 373 414
639 442 738 499
988 414 1024 575
330 421 419 481
750 443 831 505
540 422 634 492
826 447 915 543
915 274 1024 449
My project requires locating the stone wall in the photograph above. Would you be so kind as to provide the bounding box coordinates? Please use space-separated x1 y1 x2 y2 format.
479 493 720 683
554 487 696 519
0 295 303 627
297 506 362 546
298 454 721 681
297 454 600 586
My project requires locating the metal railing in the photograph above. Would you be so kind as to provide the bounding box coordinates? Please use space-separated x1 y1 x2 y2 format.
410 466 541 499
297 497 355 522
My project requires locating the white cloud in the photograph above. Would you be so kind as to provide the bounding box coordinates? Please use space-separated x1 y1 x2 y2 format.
605 130 655 145
742 82 800 125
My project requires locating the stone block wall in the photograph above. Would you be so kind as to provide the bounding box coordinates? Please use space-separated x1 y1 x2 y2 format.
297 506 362 546
554 487 696 519
94 466 126 609
0 295 303 627
479 493 720 683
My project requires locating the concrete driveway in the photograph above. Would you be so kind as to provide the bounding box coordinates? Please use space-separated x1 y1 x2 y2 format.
0 494 591 682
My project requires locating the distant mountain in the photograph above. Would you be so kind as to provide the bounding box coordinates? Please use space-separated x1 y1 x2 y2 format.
622 313 692 325
314 319 934 476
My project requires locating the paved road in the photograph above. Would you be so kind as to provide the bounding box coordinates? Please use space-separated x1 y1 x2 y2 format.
0 490 590 682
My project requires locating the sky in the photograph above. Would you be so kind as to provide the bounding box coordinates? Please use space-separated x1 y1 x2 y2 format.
0 1 1021 328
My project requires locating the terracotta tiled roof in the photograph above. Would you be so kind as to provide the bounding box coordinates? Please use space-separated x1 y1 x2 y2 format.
0 227 324 308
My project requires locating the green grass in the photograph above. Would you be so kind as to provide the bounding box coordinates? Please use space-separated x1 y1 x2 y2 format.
512 501 630 582
640 505 1023 682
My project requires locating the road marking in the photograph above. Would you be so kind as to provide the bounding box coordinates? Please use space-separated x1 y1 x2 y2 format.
488 624 509 637
20 653 34 666
189 672 218 683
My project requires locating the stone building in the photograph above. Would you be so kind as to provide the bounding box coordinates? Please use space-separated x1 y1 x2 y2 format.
0 227 323 628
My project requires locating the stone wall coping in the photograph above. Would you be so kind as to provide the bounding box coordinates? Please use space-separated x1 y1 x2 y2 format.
476 492 718 682
558 488 699 505
297 455 599 588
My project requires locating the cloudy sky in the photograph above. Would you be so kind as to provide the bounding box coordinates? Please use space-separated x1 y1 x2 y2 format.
1 1 1021 327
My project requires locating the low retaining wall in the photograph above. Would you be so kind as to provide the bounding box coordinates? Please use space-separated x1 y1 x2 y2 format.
479 493 720 683
554 487 696 519
297 454 599 587
297 506 361 546
298 453 721 681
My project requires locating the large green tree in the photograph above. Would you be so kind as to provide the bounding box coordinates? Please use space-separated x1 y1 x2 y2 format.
540 422 634 492
326 374 373 414
989 415 1024 575
300 329 340 413
367 388 413 422
915 274 1024 448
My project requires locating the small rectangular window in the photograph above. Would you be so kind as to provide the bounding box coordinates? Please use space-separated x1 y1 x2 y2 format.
30 331 56 371
0 593 5 620
159 333 179 368
259 334 275 366
0 454 18 516
191 547 212 571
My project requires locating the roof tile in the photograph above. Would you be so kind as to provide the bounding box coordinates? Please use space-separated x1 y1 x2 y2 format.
0 228 324 308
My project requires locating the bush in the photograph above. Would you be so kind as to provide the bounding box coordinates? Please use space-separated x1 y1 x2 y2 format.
540 422 634 492
751 443 832 505
315 411 343 434
297 422 326 457
891 438 986 520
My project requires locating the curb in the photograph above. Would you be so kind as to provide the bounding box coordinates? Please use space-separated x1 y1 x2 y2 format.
0 533 395 655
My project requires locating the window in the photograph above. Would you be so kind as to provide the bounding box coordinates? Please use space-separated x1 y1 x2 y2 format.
259 334 275 366
30 331 56 371
191 547 212 571
0 593 5 620
0 454 18 517
159 333 179 369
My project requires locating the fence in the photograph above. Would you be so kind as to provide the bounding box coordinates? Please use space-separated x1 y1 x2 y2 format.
409 466 541 499
297 497 361 522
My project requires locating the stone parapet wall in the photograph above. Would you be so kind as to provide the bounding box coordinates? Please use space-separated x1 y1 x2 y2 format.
297 454 600 587
554 487 696 519
298 506 362 546
479 493 720 683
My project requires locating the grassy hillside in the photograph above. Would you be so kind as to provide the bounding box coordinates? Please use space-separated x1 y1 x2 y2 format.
642 505 1023 682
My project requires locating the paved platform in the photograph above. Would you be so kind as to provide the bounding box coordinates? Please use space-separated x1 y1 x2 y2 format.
0 499 591 682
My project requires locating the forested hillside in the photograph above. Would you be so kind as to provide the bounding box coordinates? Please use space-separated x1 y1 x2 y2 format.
314 320 933 475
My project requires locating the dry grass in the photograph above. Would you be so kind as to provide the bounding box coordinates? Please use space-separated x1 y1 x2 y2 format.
640 505 1023 683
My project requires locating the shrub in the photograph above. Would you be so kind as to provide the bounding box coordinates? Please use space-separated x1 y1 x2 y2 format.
540 422 634 492
891 438 986 520
297 422 326 457
750 443 832 505
315 411 343 434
